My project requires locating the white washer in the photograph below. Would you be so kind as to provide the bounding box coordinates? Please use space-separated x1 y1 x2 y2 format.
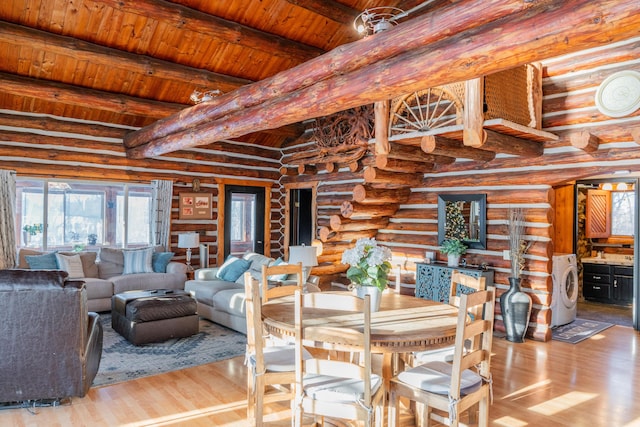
551 253 579 327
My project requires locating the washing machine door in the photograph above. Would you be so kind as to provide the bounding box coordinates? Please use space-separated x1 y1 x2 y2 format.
560 266 579 308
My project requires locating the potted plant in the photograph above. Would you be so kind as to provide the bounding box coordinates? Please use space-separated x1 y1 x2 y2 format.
341 238 392 311
87 233 98 245
440 238 467 267
501 208 533 343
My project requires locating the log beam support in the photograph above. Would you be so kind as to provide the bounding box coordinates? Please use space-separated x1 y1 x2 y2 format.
420 135 496 162
375 100 390 155
569 130 600 152
340 201 399 219
477 129 544 157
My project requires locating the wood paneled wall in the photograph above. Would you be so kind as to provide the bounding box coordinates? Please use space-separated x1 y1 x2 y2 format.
0 110 283 266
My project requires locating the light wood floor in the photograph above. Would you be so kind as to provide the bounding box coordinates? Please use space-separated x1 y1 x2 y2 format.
2 325 639 426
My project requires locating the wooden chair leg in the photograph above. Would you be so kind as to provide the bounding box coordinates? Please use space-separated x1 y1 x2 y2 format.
246 370 255 423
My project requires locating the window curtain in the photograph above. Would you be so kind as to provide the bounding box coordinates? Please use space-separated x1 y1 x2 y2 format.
0 170 17 269
151 179 173 250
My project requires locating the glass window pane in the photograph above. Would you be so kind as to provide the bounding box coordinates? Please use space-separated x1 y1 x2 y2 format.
17 180 45 248
611 191 635 236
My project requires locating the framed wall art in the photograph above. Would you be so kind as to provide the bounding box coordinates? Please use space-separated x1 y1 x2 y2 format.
179 193 212 220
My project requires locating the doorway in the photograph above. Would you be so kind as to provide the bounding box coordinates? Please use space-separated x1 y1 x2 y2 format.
284 183 317 260
222 185 266 259
574 178 638 330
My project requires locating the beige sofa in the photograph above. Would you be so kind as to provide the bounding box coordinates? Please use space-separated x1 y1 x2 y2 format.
18 246 187 312
185 252 318 334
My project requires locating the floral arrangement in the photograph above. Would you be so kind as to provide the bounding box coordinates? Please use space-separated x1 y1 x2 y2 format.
508 208 531 278
341 238 392 292
23 223 43 236
439 238 467 256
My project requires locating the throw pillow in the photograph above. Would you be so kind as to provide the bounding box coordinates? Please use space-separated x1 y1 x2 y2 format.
217 256 251 282
55 253 85 279
25 252 58 269
60 251 99 278
123 248 154 274
268 257 290 281
97 247 125 279
152 252 175 273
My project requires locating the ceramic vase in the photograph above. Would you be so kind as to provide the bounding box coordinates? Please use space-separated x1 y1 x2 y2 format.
500 277 532 343
447 254 460 267
354 285 382 312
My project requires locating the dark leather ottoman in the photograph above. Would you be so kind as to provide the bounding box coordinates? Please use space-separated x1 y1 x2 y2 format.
111 289 198 345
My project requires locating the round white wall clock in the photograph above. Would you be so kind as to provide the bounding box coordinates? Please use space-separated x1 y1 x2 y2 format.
595 70 640 118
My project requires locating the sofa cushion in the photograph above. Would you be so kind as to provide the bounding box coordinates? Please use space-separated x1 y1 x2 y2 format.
17 248 45 269
82 277 114 300
217 256 251 282
55 253 85 279
59 251 99 278
123 248 154 274
98 247 125 279
111 272 185 295
243 252 273 272
25 252 58 269
152 252 175 273
212 288 247 317
184 279 241 306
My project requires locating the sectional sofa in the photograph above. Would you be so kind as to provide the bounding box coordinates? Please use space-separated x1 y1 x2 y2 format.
185 251 319 334
17 246 187 312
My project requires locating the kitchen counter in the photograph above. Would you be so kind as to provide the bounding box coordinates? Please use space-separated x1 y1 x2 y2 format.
581 254 634 266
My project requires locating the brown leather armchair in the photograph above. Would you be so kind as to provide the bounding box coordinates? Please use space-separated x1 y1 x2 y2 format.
0 269 103 404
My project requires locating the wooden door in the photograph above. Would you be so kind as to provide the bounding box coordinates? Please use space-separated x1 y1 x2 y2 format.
585 189 611 238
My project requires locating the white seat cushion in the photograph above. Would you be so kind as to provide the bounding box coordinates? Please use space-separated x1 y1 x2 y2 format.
397 361 482 395
248 345 311 372
303 373 382 403
413 345 455 364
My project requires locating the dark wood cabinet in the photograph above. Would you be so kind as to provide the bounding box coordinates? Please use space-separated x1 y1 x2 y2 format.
583 263 633 305
415 262 494 304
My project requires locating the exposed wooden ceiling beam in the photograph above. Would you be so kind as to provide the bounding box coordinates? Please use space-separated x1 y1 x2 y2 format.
284 0 359 25
0 22 250 95
124 0 532 150
126 0 640 159
0 72 183 119
478 129 544 157
97 0 323 63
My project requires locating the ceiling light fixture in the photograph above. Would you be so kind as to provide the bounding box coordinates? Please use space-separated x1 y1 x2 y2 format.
602 183 613 191
190 88 221 104
353 7 405 35
617 182 629 191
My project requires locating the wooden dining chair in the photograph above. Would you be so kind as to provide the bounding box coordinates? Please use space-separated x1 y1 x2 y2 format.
244 272 300 426
293 291 386 427
409 271 487 366
261 262 304 303
389 288 496 427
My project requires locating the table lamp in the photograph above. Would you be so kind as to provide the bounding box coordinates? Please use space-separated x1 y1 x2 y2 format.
178 233 199 271
288 244 318 283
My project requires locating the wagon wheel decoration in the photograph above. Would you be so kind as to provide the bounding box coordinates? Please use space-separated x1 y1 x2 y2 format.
389 87 463 136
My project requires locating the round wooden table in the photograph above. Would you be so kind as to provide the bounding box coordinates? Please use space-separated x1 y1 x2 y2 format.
261 291 459 383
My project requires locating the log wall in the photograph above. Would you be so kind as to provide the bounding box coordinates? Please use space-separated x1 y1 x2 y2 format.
0 110 283 266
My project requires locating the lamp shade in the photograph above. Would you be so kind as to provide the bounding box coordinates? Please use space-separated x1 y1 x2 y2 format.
178 233 199 249
288 245 318 267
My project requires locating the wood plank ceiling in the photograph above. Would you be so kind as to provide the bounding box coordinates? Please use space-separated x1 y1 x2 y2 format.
0 0 430 148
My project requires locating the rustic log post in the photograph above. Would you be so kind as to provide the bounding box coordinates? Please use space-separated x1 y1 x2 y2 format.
323 162 336 173
375 155 434 173
463 77 486 147
313 241 354 257
375 100 390 155
353 184 411 204
329 215 389 231
420 135 496 162
340 201 399 219
569 131 600 152
363 166 423 186
632 127 640 145
388 143 455 164
298 164 317 174
280 166 298 176
478 129 544 157
318 227 378 243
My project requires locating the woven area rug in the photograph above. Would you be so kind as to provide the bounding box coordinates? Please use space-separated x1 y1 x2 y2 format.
552 318 614 344
94 314 246 387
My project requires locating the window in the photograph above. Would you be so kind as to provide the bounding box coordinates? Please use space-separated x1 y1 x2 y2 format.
611 191 635 236
16 179 153 250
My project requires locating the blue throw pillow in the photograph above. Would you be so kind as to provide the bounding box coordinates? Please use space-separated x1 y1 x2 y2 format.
217 256 251 282
152 252 175 273
122 248 154 274
25 252 58 269
268 257 290 281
